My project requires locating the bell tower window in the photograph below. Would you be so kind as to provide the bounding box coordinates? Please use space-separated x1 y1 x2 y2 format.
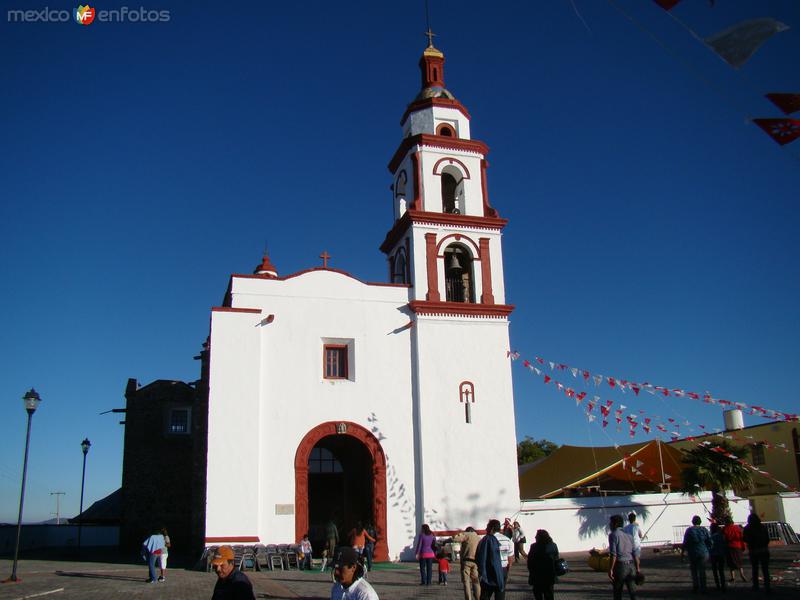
442 173 458 214
392 251 407 284
436 123 455 137
444 244 474 303
395 170 407 198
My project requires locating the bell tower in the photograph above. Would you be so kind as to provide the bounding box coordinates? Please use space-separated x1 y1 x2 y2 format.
381 41 520 531
381 42 512 316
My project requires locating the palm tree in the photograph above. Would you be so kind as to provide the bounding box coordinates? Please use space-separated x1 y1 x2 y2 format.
680 440 752 523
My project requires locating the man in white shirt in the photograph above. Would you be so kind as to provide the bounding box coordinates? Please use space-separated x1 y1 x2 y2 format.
622 512 644 574
493 529 515 582
330 547 379 600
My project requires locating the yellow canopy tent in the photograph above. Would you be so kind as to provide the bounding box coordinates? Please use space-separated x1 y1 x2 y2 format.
519 439 686 499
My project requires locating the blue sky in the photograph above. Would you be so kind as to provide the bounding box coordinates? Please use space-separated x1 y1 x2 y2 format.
1 0 798 523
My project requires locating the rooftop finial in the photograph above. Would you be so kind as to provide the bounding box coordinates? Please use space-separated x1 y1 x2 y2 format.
424 27 436 48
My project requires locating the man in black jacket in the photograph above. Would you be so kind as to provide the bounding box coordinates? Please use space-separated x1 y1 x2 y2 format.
210 546 255 600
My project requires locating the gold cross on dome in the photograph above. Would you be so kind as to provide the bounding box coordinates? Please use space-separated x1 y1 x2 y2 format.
424 28 436 48
320 251 331 268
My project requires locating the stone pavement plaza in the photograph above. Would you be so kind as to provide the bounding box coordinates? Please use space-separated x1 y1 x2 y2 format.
1 547 798 599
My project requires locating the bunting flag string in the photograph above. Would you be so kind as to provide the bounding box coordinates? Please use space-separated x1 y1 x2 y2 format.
698 442 799 493
509 352 798 458
562 370 800 497
509 351 799 423
613 2 800 155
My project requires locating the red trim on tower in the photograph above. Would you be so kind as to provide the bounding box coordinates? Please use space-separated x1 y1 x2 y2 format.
409 300 513 318
295 422 389 561
400 97 472 126
479 238 495 304
380 210 507 255
480 159 498 218
211 307 262 314
389 134 488 174
424 233 440 302
432 156 471 179
435 233 480 257
410 152 421 211
205 536 260 543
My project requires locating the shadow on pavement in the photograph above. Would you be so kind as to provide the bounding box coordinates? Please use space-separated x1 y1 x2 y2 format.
55 570 145 582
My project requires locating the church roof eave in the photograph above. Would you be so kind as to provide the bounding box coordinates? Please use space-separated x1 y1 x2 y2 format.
230 268 412 290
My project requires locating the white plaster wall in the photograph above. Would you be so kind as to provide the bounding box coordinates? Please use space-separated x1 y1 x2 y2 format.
408 110 434 137
778 494 800 532
213 271 419 558
412 316 519 533
432 106 471 139
418 150 484 215
206 309 263 539
516 492 750 554
407 107 470 139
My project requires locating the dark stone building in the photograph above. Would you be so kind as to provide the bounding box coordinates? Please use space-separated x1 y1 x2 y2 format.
119 343 209 559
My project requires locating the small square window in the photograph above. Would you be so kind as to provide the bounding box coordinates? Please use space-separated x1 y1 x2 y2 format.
751 444 766 466
324 345 348 379
168 408 190 434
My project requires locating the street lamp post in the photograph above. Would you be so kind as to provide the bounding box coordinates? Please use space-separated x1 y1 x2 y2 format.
3 389 42 584
77 438 91 552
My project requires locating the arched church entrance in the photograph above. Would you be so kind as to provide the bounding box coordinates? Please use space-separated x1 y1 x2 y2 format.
295 422 388 561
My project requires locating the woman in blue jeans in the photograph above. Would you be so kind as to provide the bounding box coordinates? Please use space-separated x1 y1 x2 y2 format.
415 523 436 585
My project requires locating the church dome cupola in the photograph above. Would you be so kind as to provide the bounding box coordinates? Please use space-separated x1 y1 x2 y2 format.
254 251 278 278
416 44 455 101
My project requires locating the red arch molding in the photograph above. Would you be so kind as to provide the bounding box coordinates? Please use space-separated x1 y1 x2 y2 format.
295 421 389 561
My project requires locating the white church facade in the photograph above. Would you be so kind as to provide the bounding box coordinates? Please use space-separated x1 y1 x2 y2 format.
204 43 520 560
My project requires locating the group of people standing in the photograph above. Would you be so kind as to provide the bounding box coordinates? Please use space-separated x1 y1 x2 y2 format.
415 518 561 600
682 513 772 594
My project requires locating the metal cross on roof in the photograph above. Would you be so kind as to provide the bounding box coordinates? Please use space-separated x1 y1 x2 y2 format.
424 28 436 48
320 251 331 268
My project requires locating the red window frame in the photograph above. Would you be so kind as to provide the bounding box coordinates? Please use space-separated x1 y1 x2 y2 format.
323 344 348 379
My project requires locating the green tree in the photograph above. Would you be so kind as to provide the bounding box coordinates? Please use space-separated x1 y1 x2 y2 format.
680 440 753 523
517 437 559 465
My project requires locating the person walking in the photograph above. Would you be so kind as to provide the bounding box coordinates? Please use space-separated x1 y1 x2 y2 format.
743 513 771 593
349 522 375 559
512 521 527 560
415 523 436 586
437 551 450 585
723 516 747 583
709 523 727 592
364 522 377 572
527 529 559 600
299 533 313 570
141 528 166 584
326 518 339 563
622 513 643 576
453 526 482 600
682 515 711 593
608 515 637 600
158 527 171 582
476 519 505 600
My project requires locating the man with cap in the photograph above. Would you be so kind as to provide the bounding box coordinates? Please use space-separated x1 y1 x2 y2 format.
210 545 255 600
330 546 379 600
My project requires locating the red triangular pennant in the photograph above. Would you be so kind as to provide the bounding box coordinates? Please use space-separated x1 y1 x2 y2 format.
766 93 800 115
753 118 800 146
653 0 681 10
